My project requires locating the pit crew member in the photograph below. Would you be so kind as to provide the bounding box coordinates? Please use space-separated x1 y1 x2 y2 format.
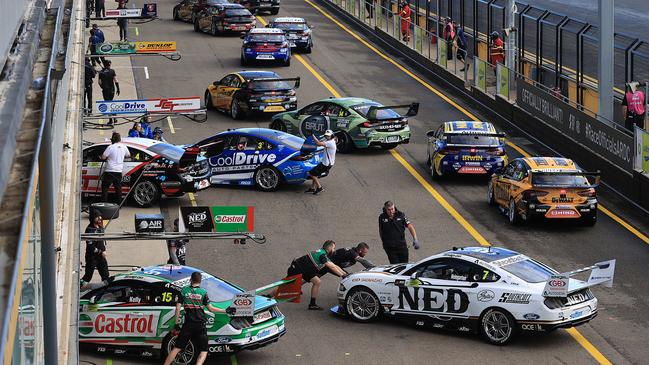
379 201 419 264
317 242 376 277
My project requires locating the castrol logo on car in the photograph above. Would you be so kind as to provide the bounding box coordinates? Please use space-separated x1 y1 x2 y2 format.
79 312 159 337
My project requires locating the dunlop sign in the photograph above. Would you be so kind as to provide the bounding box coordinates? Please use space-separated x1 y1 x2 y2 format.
136 42 176 53
516 79 634 171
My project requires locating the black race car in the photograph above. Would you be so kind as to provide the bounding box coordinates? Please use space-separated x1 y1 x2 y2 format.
267 17 313 53
205 70 300 119
173 0 229 23
233 0 280 15
193 3 256 35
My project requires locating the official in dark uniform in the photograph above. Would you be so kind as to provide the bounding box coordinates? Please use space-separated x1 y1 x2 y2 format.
80 212 109 286
378 201 419 264
163 272 236 365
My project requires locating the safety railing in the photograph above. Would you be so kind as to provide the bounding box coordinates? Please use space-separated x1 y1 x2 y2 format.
635 127 649 175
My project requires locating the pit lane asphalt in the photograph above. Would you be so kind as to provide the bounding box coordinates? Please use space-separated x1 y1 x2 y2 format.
81 0 649 364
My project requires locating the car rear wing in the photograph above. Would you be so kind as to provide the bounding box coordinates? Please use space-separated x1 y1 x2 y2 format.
246 77 300 89
542 259 615 297
366 102 419 121
530 170 601 188
254 274 302 303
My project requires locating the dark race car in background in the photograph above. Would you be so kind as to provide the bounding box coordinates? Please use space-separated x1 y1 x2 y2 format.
172 0 229 23
267 17 313 53
233 0 280 15
82 138 211 207
205 71 299 119
193 3 256 35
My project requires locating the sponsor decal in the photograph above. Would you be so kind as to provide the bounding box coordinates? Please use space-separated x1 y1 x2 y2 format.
521 323 544 331
209 152 278 172
115 349 126 355
215 337 232 344
136 42 176 53
566 293 588 306
96 97 201 115
432 323 444 329
551 196 574 203
208 345 234 353
299 115 329 138
457 326 471 332
462 155 483 161
141 351 154 357
232 291 255 317
97 347 106 352
351 278 383 283
545 209 580 218
396 287 469 314
79 312 159 337
477 290 495 302
491 255 528 267
498 293 532 304
135 214 164 233
416 321 425 326
543 275 569 297
523 313 540 320
458 166 487 174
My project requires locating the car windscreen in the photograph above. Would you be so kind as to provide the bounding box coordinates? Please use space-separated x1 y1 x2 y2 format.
249 34 285 42
532 173 590 187
248 80 291 91
274 22 306 31
201 274 242 302
500 259 557 283
446 134 501 146
225 8 251 16
147 143 185 163
352 103 400 120
265 133 304 150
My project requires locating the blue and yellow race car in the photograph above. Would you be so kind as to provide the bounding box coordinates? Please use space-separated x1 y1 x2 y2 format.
426 121 508 178
192 128 323 191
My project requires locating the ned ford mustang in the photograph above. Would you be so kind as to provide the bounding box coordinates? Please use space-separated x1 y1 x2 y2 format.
334 246 615 345
79 265 298 363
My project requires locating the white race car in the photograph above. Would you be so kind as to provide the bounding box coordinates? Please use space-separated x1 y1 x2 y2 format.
334 246 615 345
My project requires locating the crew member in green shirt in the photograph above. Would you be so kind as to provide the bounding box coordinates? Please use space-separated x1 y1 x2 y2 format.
285 240 347 310
163 271 236 365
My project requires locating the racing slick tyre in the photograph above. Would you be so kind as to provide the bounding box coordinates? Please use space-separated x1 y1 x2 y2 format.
240 53 248 66
131 180 161 207
479 308 517 345
426 152 432 167
487 179 496 206
254 166 281 192
210 20 218 36
161 333 197 365
193 19 200 32
269 119 287 132
335 131 354 154
583 212 597 226
89 202 120 220
431 157 441 180
270 8 279 15
508 198 521 225
230 98 245 120
173 8 179 21
283 56 291 67
204 90 213 110
345 287 381 323
304 45 312 54
380 143 398 150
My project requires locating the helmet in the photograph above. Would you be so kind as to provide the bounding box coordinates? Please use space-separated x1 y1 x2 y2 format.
490 31 499 39
153 127 163 135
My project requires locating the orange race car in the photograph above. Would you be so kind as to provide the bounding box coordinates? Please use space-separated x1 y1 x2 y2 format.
487 157 600 226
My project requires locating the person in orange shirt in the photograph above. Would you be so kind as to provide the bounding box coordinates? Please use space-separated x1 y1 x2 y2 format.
399 1 412 42
489 31 505 66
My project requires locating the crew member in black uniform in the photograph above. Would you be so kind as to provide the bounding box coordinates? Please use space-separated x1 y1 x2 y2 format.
378 201 419 264
80 212 109 286
317 242 376 277
167 218 188 265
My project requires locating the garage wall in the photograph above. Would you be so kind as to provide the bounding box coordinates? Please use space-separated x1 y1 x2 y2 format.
0 0 29 71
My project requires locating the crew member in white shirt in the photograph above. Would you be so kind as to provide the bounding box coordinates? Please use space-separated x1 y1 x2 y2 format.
306 129 337 195
100 132 130 203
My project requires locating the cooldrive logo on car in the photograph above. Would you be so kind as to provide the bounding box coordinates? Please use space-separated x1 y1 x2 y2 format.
79 312 159 337
210 152 277 172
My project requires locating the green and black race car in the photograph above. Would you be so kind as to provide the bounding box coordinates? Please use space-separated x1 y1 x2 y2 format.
269 97 418 152
79 265 296 363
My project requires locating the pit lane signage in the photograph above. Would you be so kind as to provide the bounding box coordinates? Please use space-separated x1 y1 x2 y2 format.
96 41 176 55
105 8 142 18
516 79 634 171
179 206 254 232
96 97 200 115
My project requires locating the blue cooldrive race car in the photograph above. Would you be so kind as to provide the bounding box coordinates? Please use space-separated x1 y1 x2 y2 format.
426 121 508 179
192 128 323 191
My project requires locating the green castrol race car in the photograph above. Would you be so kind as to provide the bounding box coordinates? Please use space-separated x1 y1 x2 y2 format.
79 265 298 363
269 97 419 153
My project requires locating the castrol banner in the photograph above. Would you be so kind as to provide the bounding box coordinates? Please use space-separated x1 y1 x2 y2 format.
179 206 255 233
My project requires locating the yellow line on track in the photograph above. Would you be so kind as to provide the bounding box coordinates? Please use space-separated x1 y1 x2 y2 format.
188 192 197 207
167 116 176 134
301 1 618 364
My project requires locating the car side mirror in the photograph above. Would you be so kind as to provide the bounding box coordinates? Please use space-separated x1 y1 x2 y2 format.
410 272 418 280
239 34 246 39
89 296 97 304
213 80 220 86
426 130 436 138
